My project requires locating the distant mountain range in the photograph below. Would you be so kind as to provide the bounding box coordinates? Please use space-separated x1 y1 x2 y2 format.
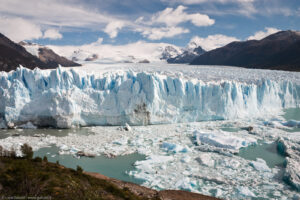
49 42 183 64
0 33 80 72
167 46 206 64
1 30 300 72
191 30 300 72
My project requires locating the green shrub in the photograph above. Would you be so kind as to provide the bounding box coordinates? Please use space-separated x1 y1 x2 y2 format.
33 157 42 162
76 165 83 174
10 147 16 158
43 156 48 162
21 143 33 159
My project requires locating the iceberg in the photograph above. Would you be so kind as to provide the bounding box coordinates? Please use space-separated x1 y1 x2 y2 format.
0 66 299 128
193 130 256 150
250 158 271 172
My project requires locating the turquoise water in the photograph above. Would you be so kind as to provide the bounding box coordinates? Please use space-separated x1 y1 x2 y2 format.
0 128 82 139
0 128 146 184
34 145 145 184
283 108 300 121
282 108 300 132
220 127 241 132
239 142 286 168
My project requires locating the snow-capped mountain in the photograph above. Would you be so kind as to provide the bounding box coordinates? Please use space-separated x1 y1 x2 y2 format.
167 45 206 64
20 41 80 67
160 45 182 60
47 41 182 64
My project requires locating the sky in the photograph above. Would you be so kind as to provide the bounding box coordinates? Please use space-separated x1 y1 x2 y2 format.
0 0 300 50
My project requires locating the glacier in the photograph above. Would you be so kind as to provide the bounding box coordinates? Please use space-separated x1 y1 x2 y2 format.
1 64 300 199
0 65 299 128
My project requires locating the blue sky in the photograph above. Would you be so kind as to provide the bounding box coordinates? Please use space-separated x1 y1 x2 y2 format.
0 0 299 49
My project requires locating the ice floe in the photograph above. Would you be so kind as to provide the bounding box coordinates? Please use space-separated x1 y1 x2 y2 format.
0 119 299 199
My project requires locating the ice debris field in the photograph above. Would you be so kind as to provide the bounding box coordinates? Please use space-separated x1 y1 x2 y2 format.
0 64 300 199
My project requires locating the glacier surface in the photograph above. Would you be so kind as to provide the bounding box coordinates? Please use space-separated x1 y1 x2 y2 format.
0 65 299 128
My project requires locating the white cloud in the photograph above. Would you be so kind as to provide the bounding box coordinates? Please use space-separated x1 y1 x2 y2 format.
162 0 257 17
104 21 125 38
135 5 214 40
0 0 115 28
89 37 104 46
150 5 214 27
165 0 255 5
140 27 189 40
0 0 130 39
164 0 297 17
162 0 258 17
247 27 280 40
0 0 217 41
189 34 239 51
0 17 43 42
43 29 62 40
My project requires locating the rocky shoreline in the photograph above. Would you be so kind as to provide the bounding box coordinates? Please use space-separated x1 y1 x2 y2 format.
85 171 220 200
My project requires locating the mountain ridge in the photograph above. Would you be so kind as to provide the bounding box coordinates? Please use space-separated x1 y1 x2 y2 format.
167 46 206 64
191 30 300 72
0 33 80 72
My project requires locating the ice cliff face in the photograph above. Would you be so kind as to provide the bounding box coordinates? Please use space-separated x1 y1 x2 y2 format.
0 66 299 128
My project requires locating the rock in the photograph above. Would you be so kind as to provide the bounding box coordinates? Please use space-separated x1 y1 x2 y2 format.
124 123 132 131
138 59 150 63
7 122 15 129
84 54 98 61
76 151 96 158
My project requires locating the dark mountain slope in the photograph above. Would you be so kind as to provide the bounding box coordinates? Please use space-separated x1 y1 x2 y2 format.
38 47 81 68
167 46 206 64
0 33 50 72
191 30 300 71
0 33 80 72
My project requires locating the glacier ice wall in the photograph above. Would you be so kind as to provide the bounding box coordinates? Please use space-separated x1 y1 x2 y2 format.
0 67 299 128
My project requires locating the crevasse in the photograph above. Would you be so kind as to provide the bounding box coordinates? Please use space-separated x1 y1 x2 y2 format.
0 67 299 128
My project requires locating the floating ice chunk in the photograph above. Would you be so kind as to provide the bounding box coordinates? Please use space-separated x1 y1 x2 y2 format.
263 121 286 128
113 137 128 145
135 155 173 166
194 130 256 150
18 122 37 129
250 158 271 172
175 177 197 192
236 186 256 198
282 120 300 128
180 155 191 163
264 120 300 129
161 142 188 153
59 144 69 151
196 153 215 167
